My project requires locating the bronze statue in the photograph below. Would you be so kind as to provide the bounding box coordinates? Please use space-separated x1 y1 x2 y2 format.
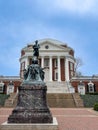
33 40 40 58
23 40 45 82
8 40 53 124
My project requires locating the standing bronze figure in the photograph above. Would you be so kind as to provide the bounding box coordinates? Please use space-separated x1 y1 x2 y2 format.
8 40 53 123
33 40 40 58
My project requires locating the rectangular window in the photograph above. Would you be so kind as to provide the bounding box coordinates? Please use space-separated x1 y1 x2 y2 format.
0 86 3 92
29 58 32 65
54 70 58 80
0 83 4 93
56 72 58 80
70 62 73 71
55 59 58 67
89 85 94 93
71 71 74 77
44 59 49 67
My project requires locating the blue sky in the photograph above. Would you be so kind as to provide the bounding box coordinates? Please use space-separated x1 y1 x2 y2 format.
0 0 98 76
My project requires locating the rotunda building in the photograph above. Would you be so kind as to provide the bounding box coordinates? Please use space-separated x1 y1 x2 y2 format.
19 39 75 83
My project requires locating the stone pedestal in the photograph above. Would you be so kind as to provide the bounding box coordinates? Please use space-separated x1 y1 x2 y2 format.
1 117 58 130
8 82 53 123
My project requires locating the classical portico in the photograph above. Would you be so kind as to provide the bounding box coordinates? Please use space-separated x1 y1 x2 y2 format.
20 39 75 82
40 55 62 82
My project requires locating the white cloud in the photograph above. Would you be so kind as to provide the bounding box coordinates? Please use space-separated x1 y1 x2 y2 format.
35 0 98 17
55 0 95 14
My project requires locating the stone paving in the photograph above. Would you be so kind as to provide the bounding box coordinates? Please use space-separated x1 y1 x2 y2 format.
0 108 98 130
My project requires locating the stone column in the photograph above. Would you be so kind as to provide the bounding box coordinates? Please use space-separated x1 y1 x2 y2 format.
49 56 52 81
41 56 44 68
58 56 61 82
65 57 69 81
25 57 29 69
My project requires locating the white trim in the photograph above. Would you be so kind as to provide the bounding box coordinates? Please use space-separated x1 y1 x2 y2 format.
65 58 69 81
49 56 52 81
25 57 29 69
41 56 44 68
58 56 61 82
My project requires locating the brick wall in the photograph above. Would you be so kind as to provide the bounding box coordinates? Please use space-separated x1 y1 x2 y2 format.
61 59 65 81
21 50 25 56
1 80 21 94
71 80 98 93
52 59 55 81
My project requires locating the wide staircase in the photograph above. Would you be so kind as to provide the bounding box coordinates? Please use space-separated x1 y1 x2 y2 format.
47 93 84 108
47 93 75 107
4 81 84 108
4 93 84 108
47 81 69 93
4 93 18 108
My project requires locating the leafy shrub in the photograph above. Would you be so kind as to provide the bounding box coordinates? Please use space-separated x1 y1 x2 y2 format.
0 94 9 106
80 94 98 107
86 92 98 95
94 103 98 111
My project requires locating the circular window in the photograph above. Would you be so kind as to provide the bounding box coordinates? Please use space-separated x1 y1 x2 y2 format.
45 45 49 49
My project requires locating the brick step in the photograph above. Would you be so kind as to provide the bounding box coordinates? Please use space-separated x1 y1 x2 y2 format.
47 90 69 93
47 99 75 108
46 81 68 86
47 93 73 99
47 93 76 108
47 81 69 93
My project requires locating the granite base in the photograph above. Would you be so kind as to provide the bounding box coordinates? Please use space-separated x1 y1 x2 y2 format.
1 117 58 130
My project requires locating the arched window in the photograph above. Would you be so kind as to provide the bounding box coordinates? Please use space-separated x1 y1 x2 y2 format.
88 81 94 93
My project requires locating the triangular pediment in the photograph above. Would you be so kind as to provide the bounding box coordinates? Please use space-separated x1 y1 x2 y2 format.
38 39 68 51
